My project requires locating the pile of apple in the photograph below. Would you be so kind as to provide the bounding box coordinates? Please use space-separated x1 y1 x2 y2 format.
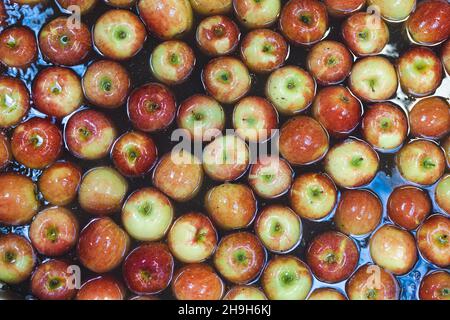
0 0 449 301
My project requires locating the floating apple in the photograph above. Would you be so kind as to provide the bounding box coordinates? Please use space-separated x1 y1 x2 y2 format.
191 0 232 15
409 97 449 139
76 276 126 300
56 0 98 14
31 259 76 300
0 133 11 169
308 288 347 300
104 0 135 7
0 234 36 285
442 40 450 74
416 214 449 268
223 286 267 300
435 175 450 214
196 15 240 56
444 136 450 169
0 76 30 128
419 271 450 301
0 26 37 68
233 0 281 29
324 0 365 17
367 0 416 22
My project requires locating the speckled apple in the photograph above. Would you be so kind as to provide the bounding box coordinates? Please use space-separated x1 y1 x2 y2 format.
0 76 30 128
418 270 450 301
190 0 232 15
308 288 347 300
223 286 267 300
417 214 449 268
324 0 365 17
0 234 36 285
234 0 281 29
0 26 37 68
31 259 76 300
409 97 449 139
196 15 240 56
367 0 415 22
76 276 126 300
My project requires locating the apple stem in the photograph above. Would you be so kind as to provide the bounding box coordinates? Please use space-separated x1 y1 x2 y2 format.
4 251 16 263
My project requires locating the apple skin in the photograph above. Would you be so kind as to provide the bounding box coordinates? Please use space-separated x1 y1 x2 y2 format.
280 0 328 46
240 29 288 74
346 264 400 300
233 0 281 29
172 263 224 300
334 189 382 236
409 97 449 139
82 60 131 109
31 259 76 300
76 276 126 300
104 0 135 7
312 86 362 137
369 224 418 275
367 0 416 22
196 15 240 57
11 117 62 169
0 76 30 128
78 166 128 216
214 232 266 284
56 0 98 14
77 217 130 273
93 9 146 60
0 234 36 285
419 271 450 301
396 139 445 186
324 138 379 188
202 56 251 104
387 186 431 230
123 242 174 295
262 255 313 300
111 131 158 177
407 0 450 45
0 173 39 226
435 175 450 214
0 132 11 169
0 1 6 27
290 172 337 221
152 150 203 202
39 17 91 66
65 109 117 160
190 0 232 15
0 26 37 68
442 40 450 74
167 212 217 263
223 286 267 300
279 116 329 166
29 207 79 257
307 41 353 86
38 161 82 206
205 183 257 230
122 187 174 242
324 0 365 17
308 288 347 300
444 136 450 169
127 83 176 132
417 214 450 268
138 0 193 40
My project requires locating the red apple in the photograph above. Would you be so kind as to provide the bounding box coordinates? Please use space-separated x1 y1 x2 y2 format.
196 15 240 56
409 97 449 139
0 1 6 27
191 0 232 15
308 288 347 300
104 0 135 7
223 286 267 300
0 234 36 284
417 214 449 268
0 132 11 169
444 136 450 169
0 26 37 68
233 0 281 29
419 271 450 300
31 259 76 300
56 0 98 14
0 76 30 128
324 0 365 17
442 40 450 74
76 276 126 300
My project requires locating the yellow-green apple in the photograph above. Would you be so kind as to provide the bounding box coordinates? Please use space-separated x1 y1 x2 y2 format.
233 0 281 29
0 234 36 284
308 288 347 300
0 76 30 128
223 286 267 300
190 0 232 15
435 174 450 214
367 0 415 22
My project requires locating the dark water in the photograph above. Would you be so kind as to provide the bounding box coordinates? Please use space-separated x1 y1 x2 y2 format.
0 0 449 300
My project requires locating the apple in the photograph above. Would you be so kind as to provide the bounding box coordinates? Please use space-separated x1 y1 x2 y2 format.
248 156 293 199
0 76 30 128
369 224 418 275
255 205 302 254
29 206 79 257
324 138 379 188
419 271 450 301
0 132 11 169
64 109 117 160
82 60 131 109
123 242 174 295
342 12 389 56
307 41 353 86
349 56 398 102
262 255 312 300
78 166 128 216
312 86 362 137
435 175 450 214
406 0 450 45
0 26 37 68
279 116 329 165
77 217 130 273
232 96 279 142
196 15 240 56
152 150 203 202
0 1 6 27
233 0 281 29
11 117 62 169
150 41 195 85
362 102 408 151
172 263 224 300
396 139 445 185
324 0 365 17
190 0 232 15
0 173 39 226
55 0 98 14
111 131 158 177
127 82 176 132
409 97 449 139
334 189 381 236
31 259 76 300
138 0 193 40
129 295 159 300
93 9 146 60
387 186 431 230
367 0 416 22
444 136 450 169
76 276 126 300
346 264 400 300
280 0 328 45
177 94 225 141
308 288 347 300
290 173 336 221
265 66 316 115
39 17 91 66
416 214 449 268
223 286 267 300
214 232 266 284
122 187 174 241
0 234 36 285
240 29 288 74
38 161 82 206
32 67 83 118
167 212 217 263
205 183 257 230
104 0 135 7
442 40 450 74
202 56 251 104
